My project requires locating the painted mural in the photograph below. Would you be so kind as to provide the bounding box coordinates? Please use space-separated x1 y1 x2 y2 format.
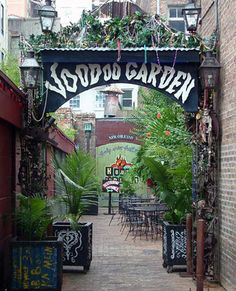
96 142 140 193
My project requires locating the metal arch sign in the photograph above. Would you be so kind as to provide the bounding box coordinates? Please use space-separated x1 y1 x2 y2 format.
40 48 200 113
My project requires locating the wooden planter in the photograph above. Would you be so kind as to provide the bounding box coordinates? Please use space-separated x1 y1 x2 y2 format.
162 221 187 273
9 240 63 291
83 193 98 215
53 222 93 272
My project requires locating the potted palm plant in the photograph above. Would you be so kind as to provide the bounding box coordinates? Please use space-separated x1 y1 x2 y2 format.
143 152 192 273
9 194 63 291
53 150 99 272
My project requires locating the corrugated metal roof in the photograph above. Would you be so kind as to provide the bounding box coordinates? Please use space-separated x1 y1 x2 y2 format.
40 47 199 52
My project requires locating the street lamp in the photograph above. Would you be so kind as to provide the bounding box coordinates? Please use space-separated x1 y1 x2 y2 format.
19 51 40 89
84 122 92 153
38 0 57 33
199 51 221 89
182 1 201 33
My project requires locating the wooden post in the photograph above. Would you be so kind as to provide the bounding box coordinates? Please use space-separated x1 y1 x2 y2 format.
186 213 193 274
196 219 205 291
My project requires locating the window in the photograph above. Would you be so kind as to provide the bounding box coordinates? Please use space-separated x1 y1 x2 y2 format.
122 90 133 108
168 6 185 32
0 4 4 35
96 92 105 108
69 95 80 108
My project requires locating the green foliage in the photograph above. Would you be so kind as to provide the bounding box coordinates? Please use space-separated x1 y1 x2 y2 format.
120 170 136 196
143 157 192 224
46 112 77 141
22 12 202 52
131 89 192 224
54 150 100 229
16 194 52 240
0 53 21 86
58 127 77 141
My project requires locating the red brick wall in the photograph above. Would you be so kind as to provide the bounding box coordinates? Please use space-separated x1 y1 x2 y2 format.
0 120 15 290
96 118 141 146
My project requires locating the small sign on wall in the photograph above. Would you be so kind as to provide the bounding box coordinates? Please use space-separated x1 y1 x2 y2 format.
9 241 63 291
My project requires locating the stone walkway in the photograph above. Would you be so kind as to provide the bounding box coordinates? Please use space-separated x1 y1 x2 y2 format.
62 209 224 291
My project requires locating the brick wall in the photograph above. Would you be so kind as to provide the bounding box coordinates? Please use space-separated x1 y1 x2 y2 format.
96 118 141 147
200 0 236 289
137 0 187 15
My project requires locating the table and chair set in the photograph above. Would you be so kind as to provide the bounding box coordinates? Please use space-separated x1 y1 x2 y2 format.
109 196 168 241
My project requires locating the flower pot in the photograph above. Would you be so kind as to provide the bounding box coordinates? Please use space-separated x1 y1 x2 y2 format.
9 240 63 291
162 221 187 273
53 221 92 272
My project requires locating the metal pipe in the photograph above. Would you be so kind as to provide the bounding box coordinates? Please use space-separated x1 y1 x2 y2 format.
196 219 205 291
186 213 193 274
156 0 160 15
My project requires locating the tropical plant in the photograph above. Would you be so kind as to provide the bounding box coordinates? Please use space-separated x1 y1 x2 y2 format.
15 193 52 240
130 89 193 224
120 170 136 196
143 157 192 224
54 150 100 230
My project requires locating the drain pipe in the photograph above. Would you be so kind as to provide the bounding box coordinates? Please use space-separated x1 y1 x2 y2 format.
156 0 160 15
196 219 205 291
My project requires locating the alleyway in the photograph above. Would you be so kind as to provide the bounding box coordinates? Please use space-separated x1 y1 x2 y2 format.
62 209 224 291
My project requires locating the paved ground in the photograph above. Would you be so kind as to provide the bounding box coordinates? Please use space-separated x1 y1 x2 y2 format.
62 209 225 291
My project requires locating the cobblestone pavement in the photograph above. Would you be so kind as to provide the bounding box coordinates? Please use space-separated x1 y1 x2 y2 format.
62 209 225 291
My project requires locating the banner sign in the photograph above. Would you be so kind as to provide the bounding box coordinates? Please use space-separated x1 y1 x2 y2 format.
43 61 199 113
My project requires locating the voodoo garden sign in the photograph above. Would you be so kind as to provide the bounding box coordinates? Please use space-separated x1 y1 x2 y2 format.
40 47 200 113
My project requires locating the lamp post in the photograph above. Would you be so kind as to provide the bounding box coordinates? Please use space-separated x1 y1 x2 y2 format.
182 0 201 33
19 51 47 197
84 122 92 153
20 51 41 125
199 51 221 90
20 51 40 90
38 0 57 33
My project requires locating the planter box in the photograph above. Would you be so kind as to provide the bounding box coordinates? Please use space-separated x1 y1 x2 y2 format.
83 193 98 215
9 240 63 291
162 221 187 273
53 222 92 272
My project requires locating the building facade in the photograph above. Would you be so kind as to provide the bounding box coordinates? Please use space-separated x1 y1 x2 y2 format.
0 0 8 60
62 84 139 118
7 0 45 18
56 0 92 26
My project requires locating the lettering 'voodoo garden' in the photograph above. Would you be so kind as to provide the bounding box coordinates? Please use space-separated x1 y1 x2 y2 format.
41 49 200 113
